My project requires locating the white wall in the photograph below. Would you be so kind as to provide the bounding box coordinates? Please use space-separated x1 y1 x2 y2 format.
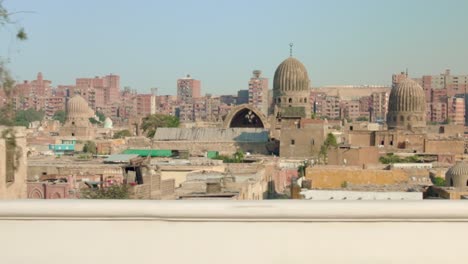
1 200 468 264
301 190 423 200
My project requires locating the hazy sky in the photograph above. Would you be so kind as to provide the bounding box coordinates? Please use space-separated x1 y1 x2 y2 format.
1 0 468 95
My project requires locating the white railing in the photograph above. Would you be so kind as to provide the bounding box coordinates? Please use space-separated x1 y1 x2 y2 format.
1 200 467 264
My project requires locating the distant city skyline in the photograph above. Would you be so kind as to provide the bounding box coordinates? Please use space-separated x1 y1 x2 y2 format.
1 0 468 95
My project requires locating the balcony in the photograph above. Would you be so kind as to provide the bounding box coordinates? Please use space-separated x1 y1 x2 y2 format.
1 200 468 263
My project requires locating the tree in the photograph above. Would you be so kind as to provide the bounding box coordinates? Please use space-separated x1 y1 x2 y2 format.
0 2 28 126
89 111 106 124
0 3 28 41
379 153 420 164
113 129 132 139
14 108 45 127
80 184 130 199
318 133 338 164
213 150 245 163
356 116 369 122
141 114 180 138
432 177 446 187
82 141 97 154
96 111 106 122
52 110 66 124
324 133 338 147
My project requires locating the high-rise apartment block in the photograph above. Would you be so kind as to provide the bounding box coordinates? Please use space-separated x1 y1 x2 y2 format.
370 92 389 122
177 74 201 104
136 94 157 117
75 74 121 110
248 70 269 115
448 97 465 125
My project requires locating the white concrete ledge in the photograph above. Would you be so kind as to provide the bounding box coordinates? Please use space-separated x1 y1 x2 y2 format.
1 200 468 222
2 200 468 263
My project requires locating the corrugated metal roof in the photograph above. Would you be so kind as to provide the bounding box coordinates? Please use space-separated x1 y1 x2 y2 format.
103 154 139 163
154 128 269 143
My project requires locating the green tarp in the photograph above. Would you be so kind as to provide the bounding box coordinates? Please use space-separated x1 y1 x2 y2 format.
122 149 172 157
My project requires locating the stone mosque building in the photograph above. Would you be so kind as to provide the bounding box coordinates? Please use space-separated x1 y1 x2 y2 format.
386 78 426 132
59 95 96 140
273 56 312 119
348 74 465 159
156 47 465 159
219 52 328 158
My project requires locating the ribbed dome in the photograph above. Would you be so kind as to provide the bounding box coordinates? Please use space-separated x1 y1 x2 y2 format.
388 78 426 113
446 162 468 178
67 95 93 118
273 57 310 94
386 78 426 130
446 161 468 188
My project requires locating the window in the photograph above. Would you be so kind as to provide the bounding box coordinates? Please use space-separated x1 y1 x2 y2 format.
72 121 75 125
451 178 454 187
289 98 292 103
291 139 295 145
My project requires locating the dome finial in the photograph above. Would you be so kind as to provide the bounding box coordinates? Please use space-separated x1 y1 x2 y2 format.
289 43 294 57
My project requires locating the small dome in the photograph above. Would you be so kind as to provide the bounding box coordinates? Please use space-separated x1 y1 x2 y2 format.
67 95 94 118
445 161 468 188
104 117 113 129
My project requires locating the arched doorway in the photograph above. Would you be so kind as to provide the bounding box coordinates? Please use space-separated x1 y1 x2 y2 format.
223 104 268 129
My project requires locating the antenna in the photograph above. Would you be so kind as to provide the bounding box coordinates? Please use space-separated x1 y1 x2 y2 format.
405 68 408 77
289 43 294 57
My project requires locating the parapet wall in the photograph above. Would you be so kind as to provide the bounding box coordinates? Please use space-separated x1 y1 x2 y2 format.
1 200 468 264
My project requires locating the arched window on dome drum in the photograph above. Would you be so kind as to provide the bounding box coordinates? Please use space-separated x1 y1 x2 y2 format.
299 98 303 103
450 178 454 186
277 98 281 103
304 98 307 103
466 179 468 186
400 116 404 122
289 98 292 103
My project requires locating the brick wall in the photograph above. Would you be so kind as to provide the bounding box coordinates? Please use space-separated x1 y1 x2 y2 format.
424 139 465 155
306 167 410 189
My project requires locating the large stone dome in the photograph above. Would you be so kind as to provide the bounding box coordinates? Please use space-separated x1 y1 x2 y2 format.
273 57 311 118
273 57 310 94
446 161 468 188
387 78 426 130
67 95 94 118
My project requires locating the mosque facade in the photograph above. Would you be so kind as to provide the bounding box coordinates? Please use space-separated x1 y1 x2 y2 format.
59 95 96 139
